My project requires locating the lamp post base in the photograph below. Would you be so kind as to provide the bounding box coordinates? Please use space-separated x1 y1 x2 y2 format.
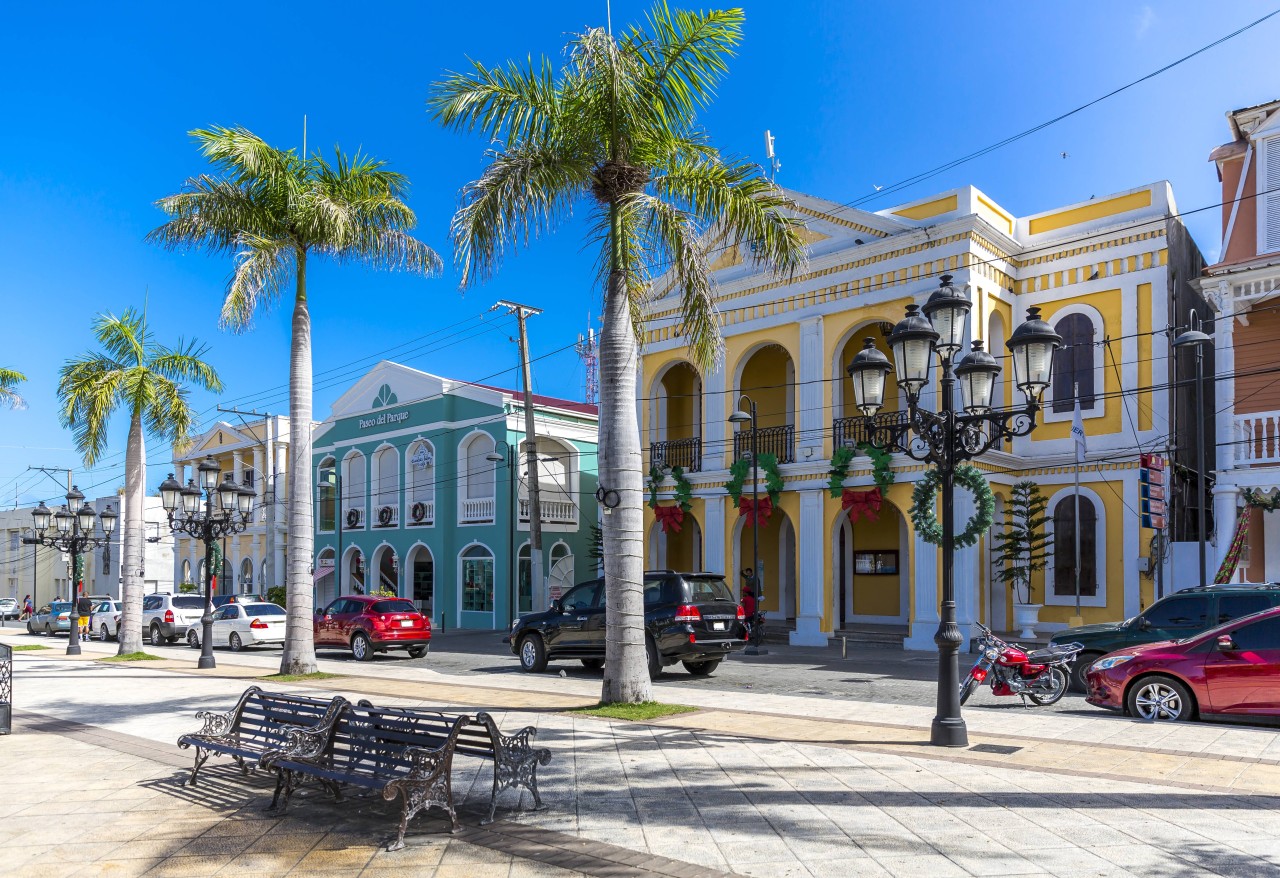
930 716 969 748
66 636 82 657
197 655 216 670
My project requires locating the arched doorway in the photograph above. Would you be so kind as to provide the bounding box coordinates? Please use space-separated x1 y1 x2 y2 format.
373 545 399 595
733 506 797 621
405 543 434 616
833 500 909 626
315 548 336 607
343 546 365 594
240 557 254 594
649 513 703 573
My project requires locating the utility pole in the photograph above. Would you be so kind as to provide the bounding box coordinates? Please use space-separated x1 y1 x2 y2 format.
495 300 545 612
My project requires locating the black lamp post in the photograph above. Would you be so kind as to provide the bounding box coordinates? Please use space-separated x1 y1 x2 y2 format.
1173 319 1212 589
728 395 768 655
846 275 1062 747
486 441 519 622
158 457 255 669
23 486 117 656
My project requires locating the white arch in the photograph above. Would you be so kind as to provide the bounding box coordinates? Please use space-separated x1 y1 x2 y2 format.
341 544 366 593
341 449 367 528
317 455 338 533
1045 485 1108 608
370 541 399 595
830 318 903 420
458 431 497 525
239 556 255 593
405 438 436 524
986 310 1009 412
647 359 703 446
458 540 496 617
404 541 435 613
1045 302 1105 423
371 443 400 521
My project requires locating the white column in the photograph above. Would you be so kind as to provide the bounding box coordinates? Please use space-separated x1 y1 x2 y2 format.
702 495 726 575
1266 512 1280 583
1213 485 1242 580
797 317 824 461
790 488 828 646
905 514 939 651
232 451 243 488
252 445 265 515
702 366 726 472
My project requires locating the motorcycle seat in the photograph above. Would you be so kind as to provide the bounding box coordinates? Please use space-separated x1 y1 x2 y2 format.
1026 643 1081 662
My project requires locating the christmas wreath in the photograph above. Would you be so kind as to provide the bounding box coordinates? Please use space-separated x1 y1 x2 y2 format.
909 464 995 549
1244 488 1280 512
725 453 784 526
648 464 693 533
828 443 895 522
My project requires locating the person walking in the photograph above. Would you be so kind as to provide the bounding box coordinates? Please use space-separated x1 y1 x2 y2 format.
20 594 33 621
77 593 93 642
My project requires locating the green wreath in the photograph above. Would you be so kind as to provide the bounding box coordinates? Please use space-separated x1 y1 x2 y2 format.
648 464 693 512
909 464 995 549
827 443 895 497
1244 488 1280 512
724 453 783 506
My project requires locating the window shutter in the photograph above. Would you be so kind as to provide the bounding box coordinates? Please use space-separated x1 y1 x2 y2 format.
1265 136 1280 254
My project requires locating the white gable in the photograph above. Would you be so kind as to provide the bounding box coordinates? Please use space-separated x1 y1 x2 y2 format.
327 360 505 420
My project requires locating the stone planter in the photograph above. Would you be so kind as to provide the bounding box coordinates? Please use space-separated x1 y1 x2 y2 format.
1012 602 1042 640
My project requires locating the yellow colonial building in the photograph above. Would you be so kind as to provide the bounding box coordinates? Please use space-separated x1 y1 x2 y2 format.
641 182 1208 648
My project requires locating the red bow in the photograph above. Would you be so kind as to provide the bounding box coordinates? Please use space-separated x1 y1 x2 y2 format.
842 488 882 522
738 496 773 527
654 504 685 533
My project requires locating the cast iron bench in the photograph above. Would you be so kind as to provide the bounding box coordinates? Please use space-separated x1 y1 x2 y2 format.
176 686 349 786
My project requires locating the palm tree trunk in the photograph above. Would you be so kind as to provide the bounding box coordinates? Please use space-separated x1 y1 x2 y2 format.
600 262 651 704
117 412 146 654
280 250 319 675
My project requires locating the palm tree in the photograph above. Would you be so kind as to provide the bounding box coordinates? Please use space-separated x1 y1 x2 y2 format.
59 308 223 655
0 368 27 409
430 3 806 703
147 127 441 674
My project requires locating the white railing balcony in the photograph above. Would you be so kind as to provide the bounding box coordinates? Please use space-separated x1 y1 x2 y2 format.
1237 410 1280 465
373 504 399 528
343 506 365 530
519 498 578 524
460 496 496 524
407 499 435 526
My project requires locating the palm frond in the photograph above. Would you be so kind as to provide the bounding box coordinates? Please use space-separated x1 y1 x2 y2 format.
148 341 224 394
146 175 283 255
637 3 744 120
429 55 561 144
0 367 27 410
142 374 196 446
57 354 128 466
190 126 301 191
92 309 147 366
222 236 295 331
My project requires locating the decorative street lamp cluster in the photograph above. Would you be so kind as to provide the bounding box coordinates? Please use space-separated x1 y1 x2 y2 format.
159 456 256 669
23 485 117 656
846 274 1063 747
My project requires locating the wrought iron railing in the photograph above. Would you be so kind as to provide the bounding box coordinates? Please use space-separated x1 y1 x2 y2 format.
649 437 702 473
833 411 909 450
733 424 795 464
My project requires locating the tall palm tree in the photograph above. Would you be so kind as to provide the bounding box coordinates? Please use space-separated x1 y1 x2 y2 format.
430 3 806 703
59 308 223 655
147 128 441 674
0 368 27 409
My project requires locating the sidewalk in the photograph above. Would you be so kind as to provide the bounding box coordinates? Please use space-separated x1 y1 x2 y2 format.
5 635 1280 877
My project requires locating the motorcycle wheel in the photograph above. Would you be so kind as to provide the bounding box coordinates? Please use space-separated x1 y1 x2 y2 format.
1027 667 1068 706
959 675 980 706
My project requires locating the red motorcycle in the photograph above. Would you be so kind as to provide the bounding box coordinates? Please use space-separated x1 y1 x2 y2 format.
960 623 1082 707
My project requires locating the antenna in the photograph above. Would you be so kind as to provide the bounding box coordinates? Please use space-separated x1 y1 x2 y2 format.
575 316 600 405
302 114 307 158
764 129 781 181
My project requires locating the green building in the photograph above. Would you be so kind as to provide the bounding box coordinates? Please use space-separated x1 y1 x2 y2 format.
313 362 599 630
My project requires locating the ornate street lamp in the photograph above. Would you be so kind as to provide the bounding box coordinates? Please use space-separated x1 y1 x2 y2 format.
158 456 255 669
22 486 117 656
847 275 1062 747
1173 319 1212 589
728 396 767 655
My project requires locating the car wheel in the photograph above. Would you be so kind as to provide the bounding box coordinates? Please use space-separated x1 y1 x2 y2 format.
26 621 34 635
682 659 720 677
350 632 373 662
408 646 427 659
229 633 244 652
1070 653 1103 693
1126 675 1195 722
518 634 547 673
150 624 165 647
1028 667 1069 706
580 658 604 671
187 629 200 649
100 624 111 643
646 637 662 680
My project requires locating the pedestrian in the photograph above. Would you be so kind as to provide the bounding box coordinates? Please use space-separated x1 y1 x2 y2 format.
76 593 93 642
20 594 32 621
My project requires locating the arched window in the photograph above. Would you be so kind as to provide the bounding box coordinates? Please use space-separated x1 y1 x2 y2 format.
1052 313 1096 413
1053 495 1097 596
459 433 496 524
518 544 532 613
181 559 192 586
520 439 576 524
240 557 254 593
342 451 366 527
372 445 399 521
317 456 337 532
406 440 435 525
461 544 495 612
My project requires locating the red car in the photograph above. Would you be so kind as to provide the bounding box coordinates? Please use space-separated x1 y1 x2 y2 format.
1086 605 1280 722
314 595 431 661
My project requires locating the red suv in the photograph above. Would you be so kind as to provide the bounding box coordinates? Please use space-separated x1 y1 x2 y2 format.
1086 605 1280 722
314 596 431 661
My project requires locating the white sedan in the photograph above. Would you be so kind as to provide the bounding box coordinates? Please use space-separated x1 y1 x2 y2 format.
196 601 287 651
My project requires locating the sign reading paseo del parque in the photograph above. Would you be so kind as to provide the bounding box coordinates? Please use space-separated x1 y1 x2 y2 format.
357 410 410 430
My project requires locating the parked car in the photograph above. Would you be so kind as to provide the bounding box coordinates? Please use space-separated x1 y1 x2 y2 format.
0 598 18 620
27 602 71 635
1050 583 1280 691
188 601 286 651
141 593 206 645
507 570 746 678
212 594 267 609
314 596 431 661
91 599 123 641
1085 604 1280 722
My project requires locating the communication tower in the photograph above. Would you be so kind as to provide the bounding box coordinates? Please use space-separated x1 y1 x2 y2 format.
576 322 599 405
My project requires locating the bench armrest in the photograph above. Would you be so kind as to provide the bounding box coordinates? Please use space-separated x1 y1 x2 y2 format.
191 708 236 739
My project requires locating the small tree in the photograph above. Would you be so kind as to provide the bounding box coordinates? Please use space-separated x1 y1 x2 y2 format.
990 481 1053 605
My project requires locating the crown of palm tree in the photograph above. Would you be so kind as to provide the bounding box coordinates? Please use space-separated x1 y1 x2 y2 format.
58 309 223 466
0 368 27 410
429 2 806 368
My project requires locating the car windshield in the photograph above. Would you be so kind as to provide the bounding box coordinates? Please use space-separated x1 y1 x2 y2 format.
683 576 734 603
371 599 417 615
51 602 70 612
244 604 285 617
172 596 205 609
1177 606 1280 645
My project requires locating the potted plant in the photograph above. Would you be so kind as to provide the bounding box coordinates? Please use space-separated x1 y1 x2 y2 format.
990 481 1053 638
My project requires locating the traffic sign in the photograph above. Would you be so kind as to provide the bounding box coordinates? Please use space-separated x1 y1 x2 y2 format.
1139 454 1167 530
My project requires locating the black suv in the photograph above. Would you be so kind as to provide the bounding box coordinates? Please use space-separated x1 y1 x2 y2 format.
507 570 745 677
1051 583 1280 691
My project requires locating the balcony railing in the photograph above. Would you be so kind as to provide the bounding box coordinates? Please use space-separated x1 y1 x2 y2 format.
520 498 578 524
733 424 795 464
460 496 495 524
833 411 909 451
342 506 365 530
407 499 434 526
650 437 702 473
1237 410 1280 465
372 504 399 528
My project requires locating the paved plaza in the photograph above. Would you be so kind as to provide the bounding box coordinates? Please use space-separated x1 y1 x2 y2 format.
4 632 1280 877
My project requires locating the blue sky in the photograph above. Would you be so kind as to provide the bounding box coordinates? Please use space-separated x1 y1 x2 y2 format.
1 0 1276 506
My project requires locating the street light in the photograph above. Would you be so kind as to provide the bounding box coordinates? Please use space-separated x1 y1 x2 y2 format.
1173 318 1212 589
728 396 767 655
158 456 255 669
847 274 1061 747
22 485 117 656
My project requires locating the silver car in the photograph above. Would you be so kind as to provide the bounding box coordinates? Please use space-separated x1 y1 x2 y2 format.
92 599 123 641
141 593 205 645
0 598 18 620
28 602 71 635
